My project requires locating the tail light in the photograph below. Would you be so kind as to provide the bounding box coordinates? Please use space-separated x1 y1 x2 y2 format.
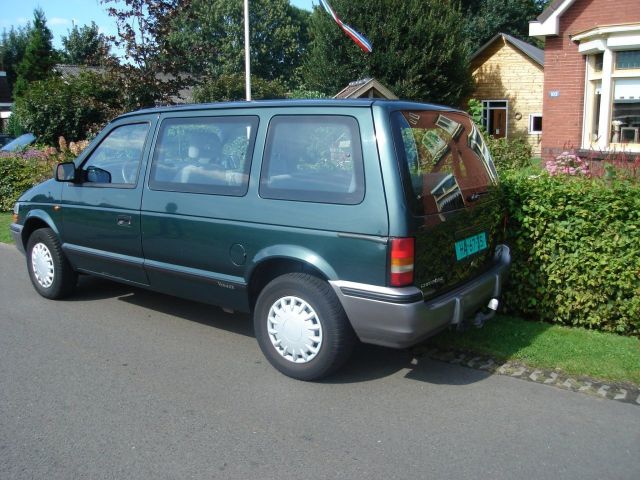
390 237 415 287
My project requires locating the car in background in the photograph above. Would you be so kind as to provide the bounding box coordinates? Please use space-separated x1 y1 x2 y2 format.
0 133 36 152
0 134 15 148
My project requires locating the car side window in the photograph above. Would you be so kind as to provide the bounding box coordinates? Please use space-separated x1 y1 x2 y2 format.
81 123 149 186
260 115 365 204
149 116 259 196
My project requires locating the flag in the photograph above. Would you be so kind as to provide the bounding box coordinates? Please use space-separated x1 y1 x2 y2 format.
318 0 372 53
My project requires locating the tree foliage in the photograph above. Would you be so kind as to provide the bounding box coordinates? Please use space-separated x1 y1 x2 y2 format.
13 8 58 98
166 0 309 87
192 73 287 102
62 22 112 66
13 71 123 144
463 0 547 50
100 0 189 109
301 0 473 106
0 26 30 92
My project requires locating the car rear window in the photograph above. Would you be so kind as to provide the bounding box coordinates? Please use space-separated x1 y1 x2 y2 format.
260 115 365 204
391 110 498 216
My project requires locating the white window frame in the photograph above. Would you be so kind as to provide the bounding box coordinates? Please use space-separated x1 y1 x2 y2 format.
528 113 542 134
576 24 640 152
481 99 509 138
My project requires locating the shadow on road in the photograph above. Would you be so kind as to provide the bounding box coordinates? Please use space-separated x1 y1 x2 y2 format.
70 275 254 338
325 343 491 385
68 275 491 386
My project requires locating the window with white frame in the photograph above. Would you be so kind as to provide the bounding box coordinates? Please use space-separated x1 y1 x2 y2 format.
528 113 542 134
578 25 640 152
481 100 508 138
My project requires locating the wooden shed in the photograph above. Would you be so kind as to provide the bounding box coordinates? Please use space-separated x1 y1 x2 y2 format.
334 78 398 100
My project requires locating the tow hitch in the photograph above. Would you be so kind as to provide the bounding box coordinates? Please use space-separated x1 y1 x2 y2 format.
472 298 499 328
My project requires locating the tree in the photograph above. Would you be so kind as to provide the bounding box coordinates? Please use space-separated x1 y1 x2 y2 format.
13 8 58 98
301 0 473 106
166 0 310 87
192 73 287 102
62 22 113 66
463 0 547 50
13 71 124 144
0 26 30 92
100 0 188 109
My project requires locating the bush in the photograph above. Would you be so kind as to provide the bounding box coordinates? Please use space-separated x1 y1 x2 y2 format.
0 148 57 211
13 70 123 145
287 89 328 99
487 135 532 172
545 151 590 176
5 112 26 137
192 74 287 103
501 171 640 335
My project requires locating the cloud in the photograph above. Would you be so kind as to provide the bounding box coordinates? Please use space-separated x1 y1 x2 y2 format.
0 17 29 29
49 17 71 27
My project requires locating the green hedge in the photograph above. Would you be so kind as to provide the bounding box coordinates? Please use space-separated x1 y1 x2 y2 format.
501 172 640 335
0 152 55 211
485 136 533 172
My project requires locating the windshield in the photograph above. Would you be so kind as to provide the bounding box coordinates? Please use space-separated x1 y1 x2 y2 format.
391 110 497 216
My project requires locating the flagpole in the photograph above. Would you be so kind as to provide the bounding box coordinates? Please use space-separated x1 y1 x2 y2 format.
244 0 251 101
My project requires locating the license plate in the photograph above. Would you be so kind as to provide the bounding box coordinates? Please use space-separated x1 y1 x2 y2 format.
455 232 488 261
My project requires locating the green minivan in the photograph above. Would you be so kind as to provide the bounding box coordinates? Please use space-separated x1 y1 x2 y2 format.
10 99 510 380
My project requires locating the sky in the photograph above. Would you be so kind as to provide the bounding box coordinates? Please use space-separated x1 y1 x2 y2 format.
1 0 316 50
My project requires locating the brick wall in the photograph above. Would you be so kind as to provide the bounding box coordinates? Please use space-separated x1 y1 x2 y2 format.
471 40 544 156
541 0 640 160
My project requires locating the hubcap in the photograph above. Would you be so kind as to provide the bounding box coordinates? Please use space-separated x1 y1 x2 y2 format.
31 242 55 288
267 296 323 363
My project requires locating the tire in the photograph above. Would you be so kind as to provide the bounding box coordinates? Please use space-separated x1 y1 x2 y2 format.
26 228 77 299
254 273 356 381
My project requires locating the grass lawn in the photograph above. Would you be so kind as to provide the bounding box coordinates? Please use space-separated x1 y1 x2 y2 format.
0 212 13 243
428 315 640 385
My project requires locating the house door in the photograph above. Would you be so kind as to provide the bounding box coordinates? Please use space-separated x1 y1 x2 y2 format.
482 100 508 138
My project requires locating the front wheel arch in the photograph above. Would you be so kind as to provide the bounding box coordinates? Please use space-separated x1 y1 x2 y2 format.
21 213 58 251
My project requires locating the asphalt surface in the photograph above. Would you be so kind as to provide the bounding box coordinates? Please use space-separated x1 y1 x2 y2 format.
1 242 638 480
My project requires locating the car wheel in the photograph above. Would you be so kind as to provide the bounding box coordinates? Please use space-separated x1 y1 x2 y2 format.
26 228 77 299
254 273 355 381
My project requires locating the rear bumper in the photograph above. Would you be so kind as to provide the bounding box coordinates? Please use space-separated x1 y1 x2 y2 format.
329 244 511 348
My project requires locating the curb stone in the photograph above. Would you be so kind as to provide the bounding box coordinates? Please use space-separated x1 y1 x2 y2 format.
412 346 640 406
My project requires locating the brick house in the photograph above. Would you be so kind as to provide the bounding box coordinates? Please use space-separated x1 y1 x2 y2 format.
470 33 544 156
0 71 12 131
530 0 640 160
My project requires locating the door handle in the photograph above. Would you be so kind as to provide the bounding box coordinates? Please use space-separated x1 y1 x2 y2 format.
117 215 132 227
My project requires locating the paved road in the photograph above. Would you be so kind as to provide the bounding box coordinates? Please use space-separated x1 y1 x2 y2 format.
1 243 638 480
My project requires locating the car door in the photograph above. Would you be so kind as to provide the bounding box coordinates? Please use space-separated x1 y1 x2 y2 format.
60 118 155 286
140 113 260 309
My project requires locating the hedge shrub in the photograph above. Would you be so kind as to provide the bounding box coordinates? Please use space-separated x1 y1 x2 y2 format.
0 150 56 211
193 74 287 102
501 171 640 335
13 71 123 145
486 135 533 172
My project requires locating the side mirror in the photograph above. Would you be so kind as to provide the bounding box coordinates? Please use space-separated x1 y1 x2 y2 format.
55 162 77 182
